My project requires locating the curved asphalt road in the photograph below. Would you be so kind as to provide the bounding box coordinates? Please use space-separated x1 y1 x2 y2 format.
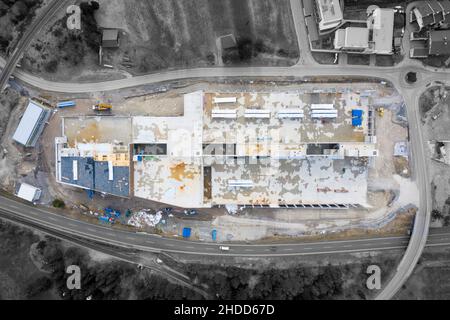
0 0 446 299
0 0 72 92
0 193 448 257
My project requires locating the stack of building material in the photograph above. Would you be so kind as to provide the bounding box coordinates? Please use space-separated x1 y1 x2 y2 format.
244 109 271 119
228 180 254 188
310 104 338 119
277 108 304 119
211 109 237 119
213 97 237 104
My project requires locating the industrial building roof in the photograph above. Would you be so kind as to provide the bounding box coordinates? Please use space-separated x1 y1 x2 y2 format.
369 8 395 54
429 29 450 55
210 157 368 206
334 27 369 50
13 100 49 147
60 156 129 197
316 0 343 31
57 90 378 208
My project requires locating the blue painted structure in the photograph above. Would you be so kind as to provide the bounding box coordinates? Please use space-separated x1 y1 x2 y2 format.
57 101 76 108
60 156 129 197
182 227 191 238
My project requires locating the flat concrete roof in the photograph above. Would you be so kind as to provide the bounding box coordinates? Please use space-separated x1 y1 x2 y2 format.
210 158 368 206
369 8 394 54
335 27 369 49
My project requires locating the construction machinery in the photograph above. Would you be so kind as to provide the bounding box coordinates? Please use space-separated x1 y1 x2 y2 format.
92 103 112 111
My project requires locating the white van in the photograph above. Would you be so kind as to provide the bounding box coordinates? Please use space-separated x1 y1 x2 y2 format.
219 246 230 251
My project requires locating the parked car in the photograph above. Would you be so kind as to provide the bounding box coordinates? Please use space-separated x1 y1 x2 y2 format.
184 209 198 216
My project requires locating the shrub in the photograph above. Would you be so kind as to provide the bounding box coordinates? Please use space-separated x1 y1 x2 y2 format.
52 199 65 208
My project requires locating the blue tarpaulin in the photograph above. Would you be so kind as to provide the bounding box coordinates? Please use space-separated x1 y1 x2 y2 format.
352 117 362 126
352 109 363 117
182 227 191 238
352 109 363 126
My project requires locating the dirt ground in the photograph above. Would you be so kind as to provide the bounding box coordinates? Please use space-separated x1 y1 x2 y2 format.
21 0 299 81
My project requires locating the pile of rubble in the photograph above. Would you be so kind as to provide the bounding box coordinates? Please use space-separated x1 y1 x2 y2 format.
128 209 162 228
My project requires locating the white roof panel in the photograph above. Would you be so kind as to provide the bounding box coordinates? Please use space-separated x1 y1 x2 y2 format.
12 101 44 146
17 183 40 202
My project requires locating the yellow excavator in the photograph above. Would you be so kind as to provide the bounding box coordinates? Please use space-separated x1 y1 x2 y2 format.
92 103 112 111
377 107 384 117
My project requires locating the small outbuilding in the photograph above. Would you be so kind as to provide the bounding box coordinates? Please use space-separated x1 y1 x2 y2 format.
220 34 237 50
16 183 42 202
12 100 51 147
102 29 120 48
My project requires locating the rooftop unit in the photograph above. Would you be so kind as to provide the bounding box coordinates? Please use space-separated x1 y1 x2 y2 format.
311 104 335 110
277 108 305 119
311 104 337 119
228 180 254 188
244 109 271 119
213 97 237 104
211 109 237 119
311 113 338 119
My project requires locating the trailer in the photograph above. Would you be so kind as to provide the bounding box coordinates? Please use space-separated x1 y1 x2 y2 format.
57 101 76 108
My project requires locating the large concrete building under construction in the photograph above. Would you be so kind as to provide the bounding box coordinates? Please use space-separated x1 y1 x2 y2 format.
55 90 378 209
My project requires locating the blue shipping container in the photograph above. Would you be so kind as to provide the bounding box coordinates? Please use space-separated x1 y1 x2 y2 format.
57 101 76 108
182 227 191 238
99 216 109 222
212 229 217 241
